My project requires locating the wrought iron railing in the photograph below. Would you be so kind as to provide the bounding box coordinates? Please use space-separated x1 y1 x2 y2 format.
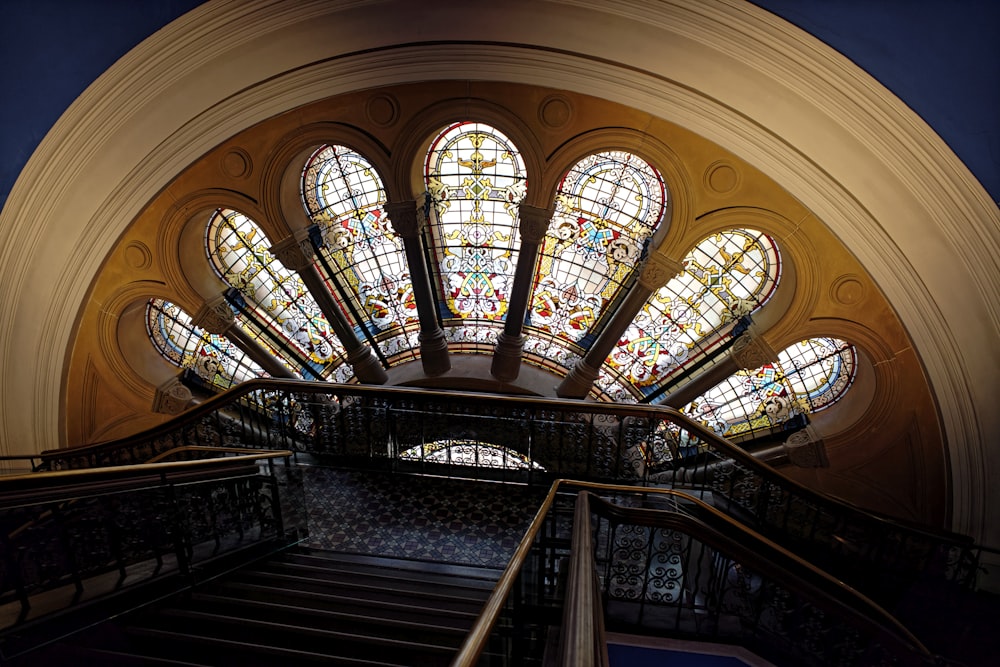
33 380 986 605
454 481 939 667
0 450 303 659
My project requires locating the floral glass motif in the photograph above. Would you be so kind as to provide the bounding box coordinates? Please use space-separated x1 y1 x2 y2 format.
206 208 348 379
608 229 780 392
145 299 268 389
425 122 527 324
529 151 667 342
682 337 856 439
401 440 542 470
302 145 418 338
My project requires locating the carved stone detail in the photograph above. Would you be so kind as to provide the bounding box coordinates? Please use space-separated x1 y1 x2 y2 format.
491 332 525 382
729 330 777 370
153 376 193 415
783 426 828 468
637 254 685 290
384 200 421 238
192 296 235 334
518 204 554 244
556 360 602 398
270 235 315 272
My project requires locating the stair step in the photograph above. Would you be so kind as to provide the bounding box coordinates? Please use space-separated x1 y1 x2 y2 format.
125 626 411 666
284 547 505 584
229 568 491 611
183 592 470 643
207 580 482 625
128 609 456 666
250 558 497 596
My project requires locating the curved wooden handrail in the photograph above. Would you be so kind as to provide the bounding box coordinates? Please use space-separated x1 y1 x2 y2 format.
453 479 934 667
37 379 980 552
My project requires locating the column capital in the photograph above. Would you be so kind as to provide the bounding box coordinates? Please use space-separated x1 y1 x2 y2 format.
783 426 828 468
518 204 555 244
346 346 389 385
729 328 777 371
637 253 685 291
384 199 422 238
153 375 193 415
491 332 525 382
192 295 235 334
270 232 315 272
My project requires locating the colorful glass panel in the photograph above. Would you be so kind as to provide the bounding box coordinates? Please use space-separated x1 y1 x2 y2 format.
608 229 780 391
425 122 527 323
529 151 666 342
302 145 418 338
206 208 348 379
401 440 542 470
145 299 266 389
681 337 856 439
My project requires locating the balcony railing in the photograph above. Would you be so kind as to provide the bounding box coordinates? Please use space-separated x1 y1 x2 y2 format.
455 480 939 667
33 380 987 607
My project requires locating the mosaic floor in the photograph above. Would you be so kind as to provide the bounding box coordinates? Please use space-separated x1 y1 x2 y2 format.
300 467 546 568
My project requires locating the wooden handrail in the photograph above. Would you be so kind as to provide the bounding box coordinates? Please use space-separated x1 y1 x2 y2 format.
452 479 933 666
561 491 609 667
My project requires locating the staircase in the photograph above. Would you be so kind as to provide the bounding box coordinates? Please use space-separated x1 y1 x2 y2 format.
14 547 503 666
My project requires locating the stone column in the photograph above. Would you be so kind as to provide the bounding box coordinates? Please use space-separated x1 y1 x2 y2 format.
557 253 684 398
192 296 298 379
491 204 554 381
383 199 451 376
270 233 388 384
660 325 777 408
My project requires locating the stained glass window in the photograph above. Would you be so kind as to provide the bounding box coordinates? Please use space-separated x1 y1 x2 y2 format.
682 337 856 439
145 298 268 389
527 151 666 345
302 145 418 351
425 122 527 344
206 208 350 380
401 440 542 470
608 229 780 393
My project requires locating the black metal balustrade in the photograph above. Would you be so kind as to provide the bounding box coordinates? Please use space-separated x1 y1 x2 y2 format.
0 451 303 660
31 380 988 609
456 481 940 667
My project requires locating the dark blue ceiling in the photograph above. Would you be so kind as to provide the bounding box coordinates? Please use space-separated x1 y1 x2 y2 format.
1 0 997 209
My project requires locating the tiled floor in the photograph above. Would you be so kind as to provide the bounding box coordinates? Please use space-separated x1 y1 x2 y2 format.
300 467 546 568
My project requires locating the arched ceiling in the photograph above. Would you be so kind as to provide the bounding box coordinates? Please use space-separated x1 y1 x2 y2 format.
0 0 996 554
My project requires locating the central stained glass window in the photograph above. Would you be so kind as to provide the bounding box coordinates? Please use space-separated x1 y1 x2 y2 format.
528 151 667 344
425 122 527 335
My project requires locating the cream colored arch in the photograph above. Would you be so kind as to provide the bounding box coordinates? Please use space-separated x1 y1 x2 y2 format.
0 0 995 551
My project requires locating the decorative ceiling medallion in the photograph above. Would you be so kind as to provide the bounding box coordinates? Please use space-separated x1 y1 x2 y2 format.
221 148 252 179
831 274 867 306
538 94 572 129
365 93 400 127
704 160 740 195
123 241 152 270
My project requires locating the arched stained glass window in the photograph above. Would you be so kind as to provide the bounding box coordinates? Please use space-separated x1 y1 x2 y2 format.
145 299 269 389
528 151 667 343
302 145 418 347
206 208 350 380
682 337 856 439
425 122 527 333
608 229 780 392
401 440 543 470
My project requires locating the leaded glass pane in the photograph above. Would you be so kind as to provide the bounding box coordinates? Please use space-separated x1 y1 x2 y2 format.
529 151 667 343
608 229 779 392
682 337 856 439
302 145 418 343
145 299 265 389
401 440 542 470
425 121 527 327
206 208 349 379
